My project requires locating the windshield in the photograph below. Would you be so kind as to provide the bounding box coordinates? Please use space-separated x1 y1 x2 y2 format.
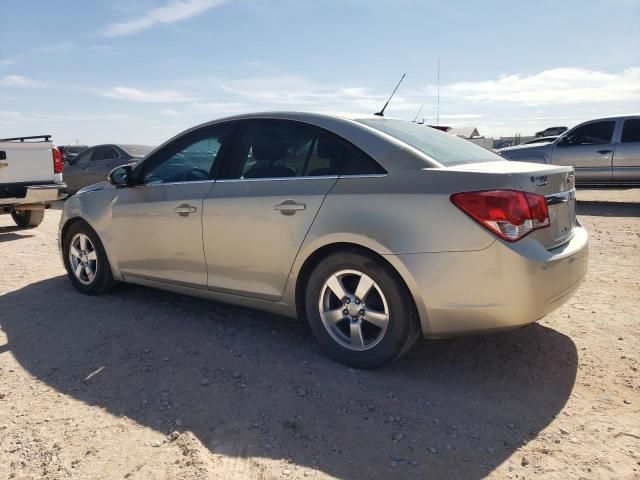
356 118 502 166
120 144 155 157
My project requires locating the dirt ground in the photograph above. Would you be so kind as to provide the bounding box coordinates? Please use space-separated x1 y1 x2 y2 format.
0 188 639 480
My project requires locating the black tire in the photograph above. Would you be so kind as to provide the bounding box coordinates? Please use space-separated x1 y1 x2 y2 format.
11 209 45 228
305 249 421 369
62 221 114 295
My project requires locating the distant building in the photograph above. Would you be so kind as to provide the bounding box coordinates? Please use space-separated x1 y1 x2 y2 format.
428 125 482 139
448 127 481 139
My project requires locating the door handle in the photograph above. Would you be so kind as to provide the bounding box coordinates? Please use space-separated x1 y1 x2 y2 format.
274 200 306 215
174 204 197 217
597 149 612 155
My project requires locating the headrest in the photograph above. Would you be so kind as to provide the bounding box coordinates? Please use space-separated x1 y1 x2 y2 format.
317 135 345 161
252 132 287 162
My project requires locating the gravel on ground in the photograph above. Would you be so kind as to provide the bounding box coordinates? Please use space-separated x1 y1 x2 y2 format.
0 188 638 479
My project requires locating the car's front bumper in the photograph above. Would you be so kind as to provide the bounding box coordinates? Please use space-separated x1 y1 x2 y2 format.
390 226 589 337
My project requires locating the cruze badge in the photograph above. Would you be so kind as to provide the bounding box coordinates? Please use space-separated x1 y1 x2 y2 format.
530 175 548 187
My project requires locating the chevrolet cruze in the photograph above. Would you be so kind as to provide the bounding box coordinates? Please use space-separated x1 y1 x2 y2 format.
59 112 588 368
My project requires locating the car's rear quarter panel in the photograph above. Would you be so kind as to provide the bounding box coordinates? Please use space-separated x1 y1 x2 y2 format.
285 168 525 329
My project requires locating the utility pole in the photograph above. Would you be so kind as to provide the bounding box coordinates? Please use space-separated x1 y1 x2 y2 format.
436 58 440 125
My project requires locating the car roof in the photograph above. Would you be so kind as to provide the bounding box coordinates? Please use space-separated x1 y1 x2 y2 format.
142 111 444 172
202 111 384 123
91 143 154 149
576 114 639 122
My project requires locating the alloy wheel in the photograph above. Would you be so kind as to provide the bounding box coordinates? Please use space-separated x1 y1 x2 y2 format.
68 233 98 285
318 269 390 351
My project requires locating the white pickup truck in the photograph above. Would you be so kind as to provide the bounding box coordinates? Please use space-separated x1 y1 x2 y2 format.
0 135 67 228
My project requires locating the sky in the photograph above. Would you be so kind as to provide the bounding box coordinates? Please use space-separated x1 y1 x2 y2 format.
0 0 639 145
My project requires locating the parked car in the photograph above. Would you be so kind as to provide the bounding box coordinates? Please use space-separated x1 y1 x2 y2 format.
0 134 67 228
499 115 640 184
58 145 89 164
59 112 588 368
523 136 558 145
535 126 567 138
64 144 154 194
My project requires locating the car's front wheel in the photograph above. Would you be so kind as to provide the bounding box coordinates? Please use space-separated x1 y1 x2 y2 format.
62 221 114 295
305 250 420 368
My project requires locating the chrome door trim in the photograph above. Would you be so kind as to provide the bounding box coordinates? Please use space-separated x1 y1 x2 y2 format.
214 173 387 183
123 272 209 291
216 175 339 183
136 174 387 186
137 179 216 187
337 174 388 179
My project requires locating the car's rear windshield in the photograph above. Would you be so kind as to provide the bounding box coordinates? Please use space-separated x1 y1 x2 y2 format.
120 144 155 157
356 118 501 166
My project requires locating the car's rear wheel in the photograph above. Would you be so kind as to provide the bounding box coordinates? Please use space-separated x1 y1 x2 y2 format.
62 221 114 295
305 250 420 368
11 209 45 228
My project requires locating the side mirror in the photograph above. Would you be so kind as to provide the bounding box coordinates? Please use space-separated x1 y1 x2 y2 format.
107 164 134 187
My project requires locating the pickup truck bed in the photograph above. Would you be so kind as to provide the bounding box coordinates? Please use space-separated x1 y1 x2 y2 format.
0 135 67 228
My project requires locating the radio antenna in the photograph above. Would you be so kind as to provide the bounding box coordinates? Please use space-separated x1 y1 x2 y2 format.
412 104 423 122
374 73 406 117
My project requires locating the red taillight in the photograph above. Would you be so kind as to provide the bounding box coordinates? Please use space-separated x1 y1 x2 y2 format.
52 147 63 174
451 190 550 242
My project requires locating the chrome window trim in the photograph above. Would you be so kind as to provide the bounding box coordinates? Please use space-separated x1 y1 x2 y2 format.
216 175 339 183
138 179 216 187
215 174 387 183
337 173 388 179
135 173 388 186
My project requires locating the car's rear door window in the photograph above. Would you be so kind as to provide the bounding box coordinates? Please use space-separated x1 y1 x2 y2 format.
305 133 386 176
621 119 640 143
221 120 317 179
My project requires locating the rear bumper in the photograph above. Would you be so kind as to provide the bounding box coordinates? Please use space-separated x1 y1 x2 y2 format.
0 183 67 206
391 226 589 337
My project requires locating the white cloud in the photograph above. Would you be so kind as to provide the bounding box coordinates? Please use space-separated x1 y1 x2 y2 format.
190 101 248 113
0 58 15 67
101 0 227 37
219 75 420 113
0 75 40 87
439 113 485 120
103 86 194 102
31 42 75 54
439 67 640 105
0 110 27 123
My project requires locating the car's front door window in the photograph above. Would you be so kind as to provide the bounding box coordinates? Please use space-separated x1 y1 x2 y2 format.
72 149 92 166
560 121 615 146
141 124 235 184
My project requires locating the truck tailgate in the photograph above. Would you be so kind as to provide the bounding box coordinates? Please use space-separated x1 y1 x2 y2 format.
0 143 54 184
